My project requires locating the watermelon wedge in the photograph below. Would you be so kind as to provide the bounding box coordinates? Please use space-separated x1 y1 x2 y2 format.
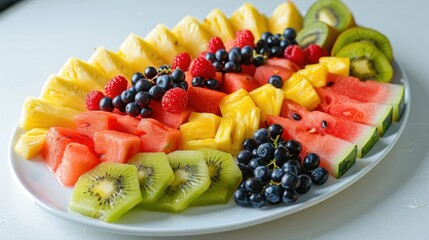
316 88 393 136
187 86 226 116
326 73 405 122
222 73 259 94
280 99 378 158
266 115 357 178
253 65 294 87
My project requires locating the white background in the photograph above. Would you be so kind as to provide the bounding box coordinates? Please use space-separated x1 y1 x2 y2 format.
1 0 428 239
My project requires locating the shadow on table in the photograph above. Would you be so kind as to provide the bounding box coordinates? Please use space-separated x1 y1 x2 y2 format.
0 0 21 12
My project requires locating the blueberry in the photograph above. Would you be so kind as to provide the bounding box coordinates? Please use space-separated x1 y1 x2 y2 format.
258 46 271 58
253 128 271 144
311 167 329 185
241 46 254 59
282 159 302 175
237 163 251 179
253 165 271 183
125 102 140 117
99 97 114 112
206 79 220 90
281 172 300 189
248 157 266 171
261 32 273 41
157 64 172 75
237 150 253 165
173 80 188 90
205 52 216 62
134 91 151 108
253 56 265 67
120 89 136 104
274 146 290 167
131 72 144 85
112 95 125 112
244 177 263 193
256 39 268 50
285 139 302 155
171 69 186 83
268 75 283 88
191 77 205 87
283 27 297 40
242 138 258 151
303 153 321 171
228 48 242 64
270 46 283 58
135 79 153 92
212 60 224 72
271 168 285 183
224 61 238 73
156 74 174 90
267 35 280 48
215 49 228 62
140 107 153 118
296 174 312 194
264 185 283 204
250 192 266 208
144 66 158 79
279 39 291 50
234 188 250 207
257 142 275 161
268 123 284 139
282 188 298 204
148 85 165 100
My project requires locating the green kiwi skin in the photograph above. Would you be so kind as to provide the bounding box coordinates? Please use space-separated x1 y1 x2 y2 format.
336 42 393 82
332 26 393 62
304 0 355 33
296 22 339 51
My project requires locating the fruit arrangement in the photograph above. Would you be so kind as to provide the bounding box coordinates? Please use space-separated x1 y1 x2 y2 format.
13 0 406 222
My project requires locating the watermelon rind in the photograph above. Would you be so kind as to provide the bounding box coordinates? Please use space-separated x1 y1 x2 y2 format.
391 84 405 122
359 127 379 158
336 145 357 178
378 105 393 136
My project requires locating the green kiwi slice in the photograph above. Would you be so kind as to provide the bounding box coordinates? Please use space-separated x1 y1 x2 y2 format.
296 22 339 51
304 0 355 33
336 42 393 82
331 27 393 62
128 152 174 204
143 150 210 212
69 162 142 222
191 148 242 206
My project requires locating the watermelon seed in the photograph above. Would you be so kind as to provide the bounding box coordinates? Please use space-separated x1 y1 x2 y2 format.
292 114 301 121
322 120 328 129
326 82 334 86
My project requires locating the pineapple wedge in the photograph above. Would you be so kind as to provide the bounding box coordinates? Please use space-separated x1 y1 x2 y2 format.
219 89 255 117
269 1 303 34
88 47 137 81
58 57 108 91
296 63 329 87
203 8 236 43
214 118 235 153
14 128 48 160
39 75 88 112
250 84 284 125
145 24 188 64
230 3 268 39
319 57 350 77
230 123 247 155
20 97 81 130
118 33 165 71
187 112 222 128
172 16 211 58
283 73 320 110
181 138 217 150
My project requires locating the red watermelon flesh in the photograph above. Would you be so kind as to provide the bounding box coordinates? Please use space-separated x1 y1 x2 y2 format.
254 65 294 87
149 100 192 129
326 73 405 122
266 58 301 72
137 118 181 153
94 130 141 163
116 115 145 136
316 88 393 136
266 115 357 178
55 142 100 187
41 127 94 172
280 99 378 158
222 73 259 94
187 86 226 116
75 111 119 138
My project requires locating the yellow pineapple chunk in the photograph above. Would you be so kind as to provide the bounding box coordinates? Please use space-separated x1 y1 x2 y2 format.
250 84 284 125
230 123 247 155
230 3 268 39
269 1 303 34
181 138 217 150
319 57 350 77
20 97 80 130
283 73 320 110
187 112 221 129
118 33 165 71
39 75 88 111
219 89 255 116
58 57 108 91
88 47 137 81
14 128 48 160
172 16 211 58
214 118 235 153
145 24 188 64
296 63 329 87
203 8 236 42
241 106 261 139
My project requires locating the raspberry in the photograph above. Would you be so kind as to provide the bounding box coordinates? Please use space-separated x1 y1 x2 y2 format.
189 57 216 79
207 36 225 53
161 88 188 114
284 45 305 67
105 75 128 98
85 91 105 111
172 52 192 71
234 29 255 48
303 44 330 64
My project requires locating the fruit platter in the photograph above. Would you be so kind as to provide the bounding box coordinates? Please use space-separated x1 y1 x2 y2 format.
9 0 410 237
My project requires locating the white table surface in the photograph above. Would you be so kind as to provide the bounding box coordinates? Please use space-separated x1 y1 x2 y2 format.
1 0 427 239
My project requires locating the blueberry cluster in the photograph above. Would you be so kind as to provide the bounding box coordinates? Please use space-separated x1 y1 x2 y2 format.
234 124 329 208
100 65 188 118
255 27 298 59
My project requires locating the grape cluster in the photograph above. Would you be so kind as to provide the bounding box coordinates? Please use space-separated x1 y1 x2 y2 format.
255 27 298 59
234 124 329 208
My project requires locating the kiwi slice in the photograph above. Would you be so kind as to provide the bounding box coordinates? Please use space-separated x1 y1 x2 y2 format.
304 0 355 33
296 22 338 51
69 162 142 222
128 152 174 204
331 27 393 62
143 150 210 212
191 148 242 206
336 42 393 82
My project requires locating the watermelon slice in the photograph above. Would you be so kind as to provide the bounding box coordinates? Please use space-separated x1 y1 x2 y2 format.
316 88 393 136
187 86 226 116
149 100 192 129
75 111 119 138
266 57 301 72
253 65 294 87
222 73 259 94
137 118 181 153
94 130 141 163
266 115 357 178
281 99 378 158
326 73 405 122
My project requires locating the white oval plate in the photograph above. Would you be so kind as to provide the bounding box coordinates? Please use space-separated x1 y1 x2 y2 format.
8 60 410 237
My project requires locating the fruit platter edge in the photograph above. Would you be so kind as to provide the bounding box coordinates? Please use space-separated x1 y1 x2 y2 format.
7 59 410 237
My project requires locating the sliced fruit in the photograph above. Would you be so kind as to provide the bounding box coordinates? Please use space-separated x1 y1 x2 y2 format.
75 111 119 138
269 1 303 34
186 86 227 116
282 73 320 110
94 130 141 163
214 118 235 153
230 123 247 155
319 56 350 77
253 64 294 87
296 22 338 50
172 16 211 58
230 3 268 39
266 57 301 72
128 152 174 204
180 112 221 141
149 100 192 129
304 0 355 33
219 89 255 117
335 42 393 82
14 128 48 160
181 138 218 150
296 63 329 87
88 47 137 81
69 162 142 222
115 115 145 136
143 150 210 212
249 84 284 125
203 8 236 42
192 148 242 206
137 118 181 153
222 73 259 94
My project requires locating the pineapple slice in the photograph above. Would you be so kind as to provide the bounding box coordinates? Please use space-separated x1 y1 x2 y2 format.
269 1 303 34
118 33 165 71
39 75 88 112
14 128 48 160
145 24 188 64
172 16 211 58
203 8 236 43
230 3 268 39
296 63 329 87
187 112 222 129
319 57 350 77
230 123 247 155
181 138 217 150
214 118 235 153
240 106 261 139
88 47 137 81
282 73 320 110
58 57 108 91
250 84 284 125
20 97 80 130
219 89 255 116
